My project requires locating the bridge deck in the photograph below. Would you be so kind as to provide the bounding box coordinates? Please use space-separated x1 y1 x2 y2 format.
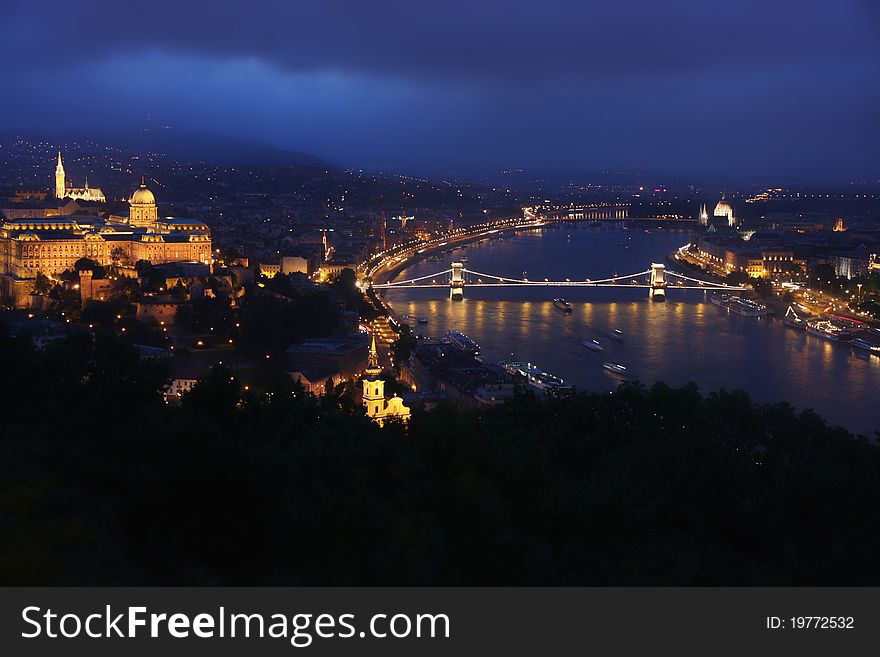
371 266 745 291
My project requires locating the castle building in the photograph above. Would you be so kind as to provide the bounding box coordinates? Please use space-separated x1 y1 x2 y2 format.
55 151 106 202
0 158 211 307
362 335 410 426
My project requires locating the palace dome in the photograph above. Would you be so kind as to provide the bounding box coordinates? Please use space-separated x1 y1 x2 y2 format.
130 181 156 205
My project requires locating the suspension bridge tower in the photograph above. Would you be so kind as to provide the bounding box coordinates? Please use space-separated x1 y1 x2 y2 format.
450 262 464 300
649 262 667 302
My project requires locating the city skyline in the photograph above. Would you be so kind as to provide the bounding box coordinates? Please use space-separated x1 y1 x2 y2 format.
5 1 880 642
1 1 879 182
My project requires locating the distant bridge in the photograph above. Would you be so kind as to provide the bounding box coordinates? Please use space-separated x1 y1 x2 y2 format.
371 262 747 300
536 205 698 222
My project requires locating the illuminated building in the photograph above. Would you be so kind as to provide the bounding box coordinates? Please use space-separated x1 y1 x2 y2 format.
362 335 410 426
128 178 159 226
713 193 736 228
258 262 282 277
318 261 358 280
54 150 106 202
691 234 795 279
834 252 871 280
0 172 211 306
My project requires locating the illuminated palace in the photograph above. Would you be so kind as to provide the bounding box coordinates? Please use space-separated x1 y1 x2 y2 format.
0 158 211 306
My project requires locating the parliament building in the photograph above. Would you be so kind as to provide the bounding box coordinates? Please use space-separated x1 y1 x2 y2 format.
1 153 212 306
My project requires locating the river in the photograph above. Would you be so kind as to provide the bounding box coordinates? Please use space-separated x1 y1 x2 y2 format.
382 223 879 437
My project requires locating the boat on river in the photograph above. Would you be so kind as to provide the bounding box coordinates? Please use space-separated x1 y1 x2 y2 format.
853 330 880 355
602 362 627 375
582 339 603 352
553 298 573 313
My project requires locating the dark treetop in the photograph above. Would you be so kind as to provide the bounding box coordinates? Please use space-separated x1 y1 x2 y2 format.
1 323 878 585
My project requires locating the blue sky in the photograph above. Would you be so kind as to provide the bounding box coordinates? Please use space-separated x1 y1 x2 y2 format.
2 0 878 181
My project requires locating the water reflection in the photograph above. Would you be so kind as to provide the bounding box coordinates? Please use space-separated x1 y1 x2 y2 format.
385 225 879 436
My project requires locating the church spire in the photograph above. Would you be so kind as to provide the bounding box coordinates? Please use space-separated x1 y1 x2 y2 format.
55 149 66 199
366 334 381 377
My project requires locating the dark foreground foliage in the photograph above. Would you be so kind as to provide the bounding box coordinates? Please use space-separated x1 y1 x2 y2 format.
1 324 879 585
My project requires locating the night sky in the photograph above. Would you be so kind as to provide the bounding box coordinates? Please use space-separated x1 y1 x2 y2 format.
2 0 879 182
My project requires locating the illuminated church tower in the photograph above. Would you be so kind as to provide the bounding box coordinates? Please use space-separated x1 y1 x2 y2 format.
55 150 65 200
699 203 708 226
362 336 385 418
362 335 410 426
53 150 106 202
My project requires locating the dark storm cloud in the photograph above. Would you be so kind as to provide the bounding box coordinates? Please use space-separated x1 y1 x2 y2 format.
1 0 878 181
5 0 877 77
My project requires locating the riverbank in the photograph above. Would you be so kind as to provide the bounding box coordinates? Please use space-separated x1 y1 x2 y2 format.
367 219 545 286
670 246 880 329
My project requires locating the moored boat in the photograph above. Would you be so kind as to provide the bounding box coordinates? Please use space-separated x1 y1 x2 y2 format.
711 294 769 317
500 360 574 397
852 329 880 355
446 329 481 355
805 319 852 342
853 337 880 355
783 305 809 329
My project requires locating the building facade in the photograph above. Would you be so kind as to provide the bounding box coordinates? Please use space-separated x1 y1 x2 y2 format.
692 233 795 279
0 164 211 306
